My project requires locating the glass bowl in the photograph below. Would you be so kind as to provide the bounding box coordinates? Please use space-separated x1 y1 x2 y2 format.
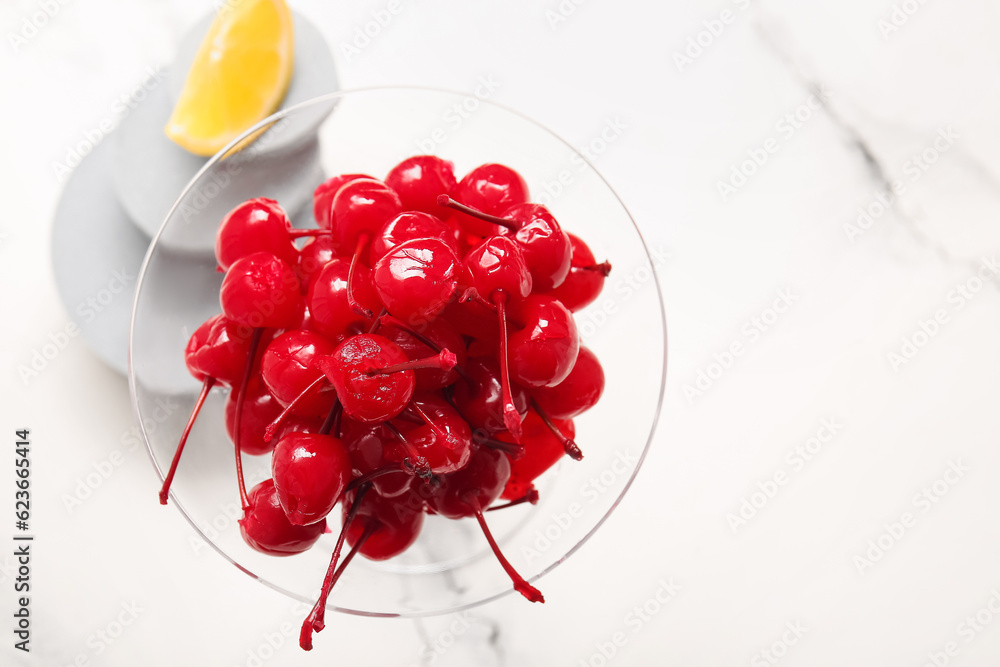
129 86 666 617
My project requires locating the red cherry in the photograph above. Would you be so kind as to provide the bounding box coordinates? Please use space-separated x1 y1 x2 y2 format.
307 258 381 340
449 164 529 236
296 235 338 293
452 356 528 436
500 411 575 500
239 479 326 556
464 236 532 302
394 393 472 474
225 374 282 456
215 198 297 271
331 178 403 252
342 421 411 498
426 445 543 603
543 233 611 312
184 314 254 388
369 211 458 265
377 314 467 390
385 155 458 219
530 345 604 419
271 433 352 526
508 295 579 388
315 334 453 423
372 238 459 325
220 251 304 330
312 173 373 230
502 203 572 292
343 486 424 561
261 330 339 417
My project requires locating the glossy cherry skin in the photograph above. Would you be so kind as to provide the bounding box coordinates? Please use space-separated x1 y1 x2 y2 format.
530 345 604 419
215 198 297 271
341 420 410 498
499 411 575 500
385 155 458 219
450 164 529 237
378 317 467 390
315 334 414 423
508 295 579 388
240 479 326 556
296 235 338 293
307 258 381 340
331 178 403 251
369 211 458 265
220 251 304 330
543 233 606 312
452 356 529 435
394 393 472 474
426 445 510 519
464 236 532 302
373 238 460 325
271 433 352 526
343 487 424 561
260 330 339 416
312 173 373 230
224 374 281 456
184 314 254 387
501 203 572 292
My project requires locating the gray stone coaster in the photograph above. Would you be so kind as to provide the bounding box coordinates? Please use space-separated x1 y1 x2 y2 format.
112 10 338 250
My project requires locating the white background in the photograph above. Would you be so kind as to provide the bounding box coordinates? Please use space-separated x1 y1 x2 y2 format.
3 0 1000 665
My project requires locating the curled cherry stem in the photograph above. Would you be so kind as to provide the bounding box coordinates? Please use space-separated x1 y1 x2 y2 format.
436 195 519 232
159 376 216 505
234 327 264 510
473 504 543 603
264 375 330 442
531 400 583 461
487 488 539 512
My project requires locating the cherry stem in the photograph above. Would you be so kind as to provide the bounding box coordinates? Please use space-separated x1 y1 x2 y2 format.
579 260 612 277
474 434 525 459
487 488 539 511
384 423 432 478
408 401 455 446
493 291 522 442
318 399 341 437
159 376 216 505
380 314 472 382
365 349 457 377
367 307 387 335
263 375 330 442
436 195 519 232
531 401 583 461
287 228 332 239
234 327 263 510
299 484 371 651
345 464 408 492
347 233 373 319
473 505 544 603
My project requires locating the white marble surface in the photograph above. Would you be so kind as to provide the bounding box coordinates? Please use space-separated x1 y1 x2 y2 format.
3 0 1000 665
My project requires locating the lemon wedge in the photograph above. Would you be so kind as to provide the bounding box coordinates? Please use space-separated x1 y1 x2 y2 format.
165 0 294 157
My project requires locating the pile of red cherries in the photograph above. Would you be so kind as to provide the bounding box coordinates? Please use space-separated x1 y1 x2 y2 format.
159 155 610 650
